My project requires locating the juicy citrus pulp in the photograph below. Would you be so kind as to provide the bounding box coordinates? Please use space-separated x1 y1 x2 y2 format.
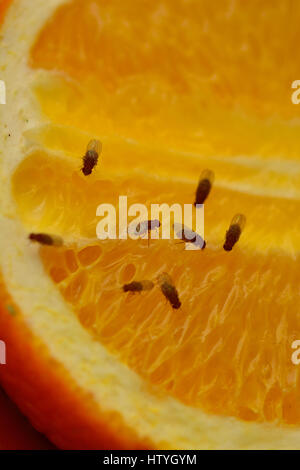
1 0 300 449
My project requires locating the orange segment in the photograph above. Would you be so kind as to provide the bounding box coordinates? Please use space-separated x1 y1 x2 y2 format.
1 0 300 450
30 0 300 156
38 242 300 424
11 149 300 253
30 0 299 120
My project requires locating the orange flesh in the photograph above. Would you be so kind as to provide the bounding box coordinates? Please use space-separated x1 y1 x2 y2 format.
11 0 300 424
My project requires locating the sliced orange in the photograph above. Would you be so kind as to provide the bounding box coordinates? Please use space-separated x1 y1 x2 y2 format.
1 0 300 449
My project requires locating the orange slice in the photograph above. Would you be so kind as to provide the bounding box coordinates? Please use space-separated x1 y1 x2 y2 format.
1 0 300 449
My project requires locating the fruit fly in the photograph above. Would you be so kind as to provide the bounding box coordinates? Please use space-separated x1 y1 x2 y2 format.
157 272 181 309
29 233 63 246
194 169 214 206
123 280 154 293
81 139 102 176
174 224 206 250
134 219 161 246
223 214 246 251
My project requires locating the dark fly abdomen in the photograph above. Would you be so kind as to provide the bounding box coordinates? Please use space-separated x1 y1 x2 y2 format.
194 169 214 206
157 273 181 309
161 283 181 309
194 178 212 205
29 233 63 246
123 280 154 293
223 214 246 251
81 139 101 176
223 224 241 251
82 150 98 175
123 281 143 293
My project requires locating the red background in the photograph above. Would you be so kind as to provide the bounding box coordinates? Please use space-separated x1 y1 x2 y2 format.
0 386 55 449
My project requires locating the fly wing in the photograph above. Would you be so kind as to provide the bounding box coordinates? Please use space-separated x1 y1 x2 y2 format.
174 224 196 241
173 222 184 240
86 139 102 155
182 227 197 240
194 233 205 248
127 222 139 237
128 220 147 237
149 219 160 230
